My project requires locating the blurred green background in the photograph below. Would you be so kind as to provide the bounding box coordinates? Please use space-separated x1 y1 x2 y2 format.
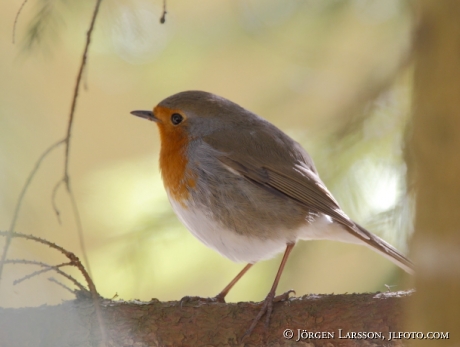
0 0 414 308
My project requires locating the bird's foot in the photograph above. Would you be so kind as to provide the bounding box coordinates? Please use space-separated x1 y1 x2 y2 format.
180 293 226 307
274 289 296 303
241 289 295 341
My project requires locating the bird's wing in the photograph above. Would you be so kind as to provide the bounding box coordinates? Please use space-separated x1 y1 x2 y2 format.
204 128 355 229
217 155 364 236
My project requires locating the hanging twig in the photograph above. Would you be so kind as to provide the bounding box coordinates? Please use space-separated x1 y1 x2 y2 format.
57 0 104 281
51 179 65 224
63 0 102 182
59 1 105 341
0 139 65 281
12 0 30 44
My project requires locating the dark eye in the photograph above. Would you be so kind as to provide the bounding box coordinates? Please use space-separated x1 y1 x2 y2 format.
171 113 183 125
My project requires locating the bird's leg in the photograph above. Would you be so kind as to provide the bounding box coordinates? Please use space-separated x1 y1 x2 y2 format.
181 263 254 305
214 263 254 302
242 243 295 339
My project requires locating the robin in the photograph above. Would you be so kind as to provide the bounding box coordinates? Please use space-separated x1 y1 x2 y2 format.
130 90 414 336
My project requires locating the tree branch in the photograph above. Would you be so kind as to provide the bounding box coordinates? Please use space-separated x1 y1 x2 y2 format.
0 291 412 347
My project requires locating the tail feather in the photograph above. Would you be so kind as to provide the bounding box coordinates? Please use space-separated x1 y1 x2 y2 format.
348 223 414 275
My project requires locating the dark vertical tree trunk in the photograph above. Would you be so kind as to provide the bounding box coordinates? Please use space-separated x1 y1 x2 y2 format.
407 1 460 344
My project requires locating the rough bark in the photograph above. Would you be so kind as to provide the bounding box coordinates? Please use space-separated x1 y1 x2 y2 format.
0 291 412 347
406 1 460 345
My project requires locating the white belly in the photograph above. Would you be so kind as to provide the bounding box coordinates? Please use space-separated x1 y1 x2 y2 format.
170 198 366 264
170 198 287 263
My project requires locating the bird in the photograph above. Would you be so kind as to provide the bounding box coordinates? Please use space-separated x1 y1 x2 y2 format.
130 90 414 337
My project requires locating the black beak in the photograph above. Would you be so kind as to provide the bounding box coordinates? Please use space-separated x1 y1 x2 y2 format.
130 110 158 122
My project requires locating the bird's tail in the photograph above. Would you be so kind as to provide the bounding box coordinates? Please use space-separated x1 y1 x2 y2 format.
351 223 414 275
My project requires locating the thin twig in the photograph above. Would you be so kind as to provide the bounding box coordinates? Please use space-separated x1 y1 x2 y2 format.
0 139 65 282
63 0 102 182
48 267 87 292
11 260 72 285
3 259 86 292
49 267 87 291
51 178 65 224
69 189 92 278
60 1 105 342
0 231 95 294
6 258 70 268
14 267 57 283
48 277 76 295
160 0 167 24
12 0 30 44
11 260 85 292
60 0 104 281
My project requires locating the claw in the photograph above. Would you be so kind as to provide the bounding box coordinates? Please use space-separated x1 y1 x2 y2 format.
241 292 275 342
274 289 296 302
240 289 296 342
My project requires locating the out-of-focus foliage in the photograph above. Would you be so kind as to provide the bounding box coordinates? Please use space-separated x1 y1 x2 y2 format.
0 0 413 308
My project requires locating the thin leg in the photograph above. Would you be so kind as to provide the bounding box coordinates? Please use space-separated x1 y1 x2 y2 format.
242 243 295 339
215 263 254 302
181 263 254 305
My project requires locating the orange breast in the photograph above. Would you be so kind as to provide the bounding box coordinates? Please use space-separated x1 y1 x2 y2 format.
155 106 196 205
